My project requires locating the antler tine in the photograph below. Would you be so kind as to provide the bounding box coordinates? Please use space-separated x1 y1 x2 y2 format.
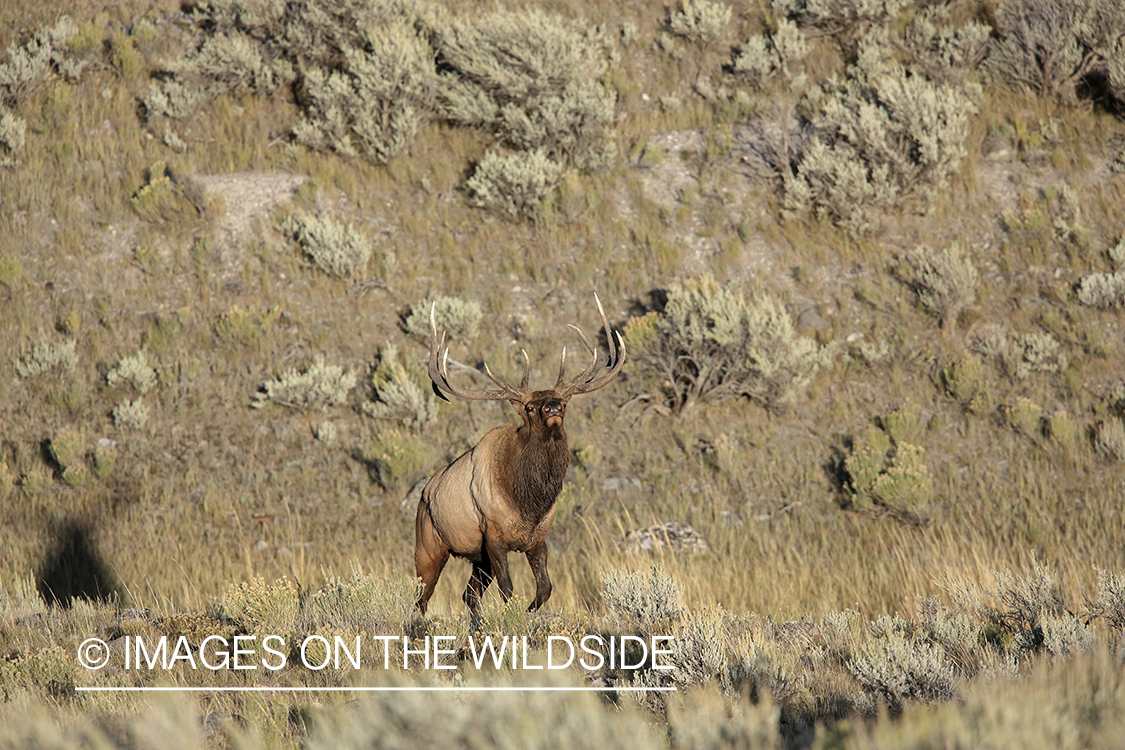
554 346 567 389
428 300 530 403
519 349 531 391
557 292 627 398
557 324 599 389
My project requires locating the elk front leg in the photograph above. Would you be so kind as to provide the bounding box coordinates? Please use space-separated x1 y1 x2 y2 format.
485 534 514 603
525 541 552 612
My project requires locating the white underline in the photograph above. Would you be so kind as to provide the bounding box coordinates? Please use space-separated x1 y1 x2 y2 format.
76 686 677 693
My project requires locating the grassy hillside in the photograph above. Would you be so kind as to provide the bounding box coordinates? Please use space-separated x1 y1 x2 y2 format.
2 0 1125 747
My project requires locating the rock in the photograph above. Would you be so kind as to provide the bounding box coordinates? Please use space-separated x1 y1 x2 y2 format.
602 474 641 493
981 132 1014 161
797 307 829 332
618 521 710 555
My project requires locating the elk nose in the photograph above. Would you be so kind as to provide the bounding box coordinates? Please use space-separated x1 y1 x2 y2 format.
543 401 562 416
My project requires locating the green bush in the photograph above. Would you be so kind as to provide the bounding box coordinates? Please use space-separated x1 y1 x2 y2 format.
634 276 831 412
466 148 563 221
131 162 206 227
48 428 85 470
939 354 987 412
363 428 435 492
436 8 617 171
845 423 932 513
219 576 299 636
282 214 372 278
1004 397 1043 437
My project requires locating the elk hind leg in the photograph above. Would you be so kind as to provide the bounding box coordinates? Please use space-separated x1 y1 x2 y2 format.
526 541 552 612
414 522 450 617
463 557 493 632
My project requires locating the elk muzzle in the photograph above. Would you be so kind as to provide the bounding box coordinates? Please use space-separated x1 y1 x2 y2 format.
542 400 564 427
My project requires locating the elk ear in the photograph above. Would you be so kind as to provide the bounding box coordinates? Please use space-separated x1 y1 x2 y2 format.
508 399 526 413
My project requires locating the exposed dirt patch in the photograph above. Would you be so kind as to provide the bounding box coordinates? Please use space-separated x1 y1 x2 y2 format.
194 170 308 274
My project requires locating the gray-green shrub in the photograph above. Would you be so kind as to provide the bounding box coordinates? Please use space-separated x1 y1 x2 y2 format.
987 0 1125 107
107 352 157 395
668 0 733 45
404 296 483 342
1087 567 1125 632
772 0 907 34
435 8 617 171
899 6 991 84
16 339 77 378
112 399 150 430
0 17 86 108
363 343 436 431
251 361 356 411
146 0 434 163
632 276 831 412
1094 417 1125 462
292 23 436 163
466 149 563 221
304 570 420 634
733 19 809 87
0 107 24 167
850 631 956 711
907 243 980 327
782 66 974 234
602 567 685 633
1077 271 1125 308
282 214 372 278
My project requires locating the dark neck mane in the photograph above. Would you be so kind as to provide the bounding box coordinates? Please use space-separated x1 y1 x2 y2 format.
509 425 569 524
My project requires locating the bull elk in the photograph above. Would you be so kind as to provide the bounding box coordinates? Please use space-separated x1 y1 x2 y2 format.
415 294 625 629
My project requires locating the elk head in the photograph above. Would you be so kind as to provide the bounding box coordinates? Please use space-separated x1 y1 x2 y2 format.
427 293 625 431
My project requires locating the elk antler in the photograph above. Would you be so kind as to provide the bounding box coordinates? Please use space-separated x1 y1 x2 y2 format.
428 302 531 403
428 294 625 404
555 292 627 399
